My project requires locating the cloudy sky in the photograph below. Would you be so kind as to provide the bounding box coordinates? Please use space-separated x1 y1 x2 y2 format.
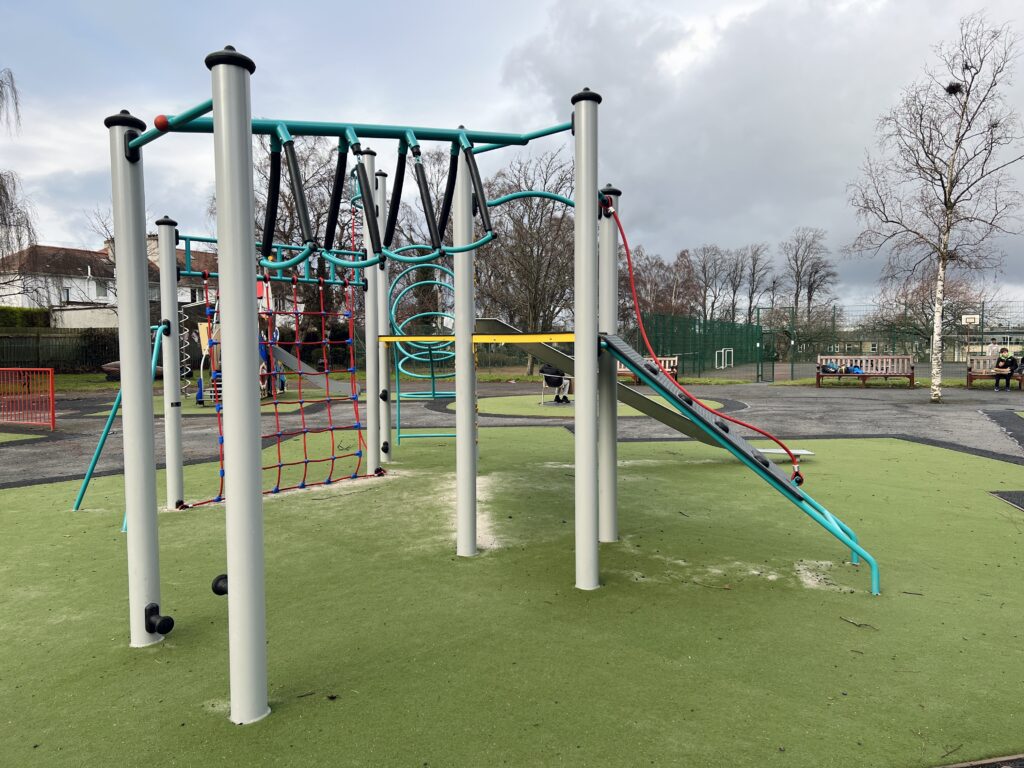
2 0 1023 302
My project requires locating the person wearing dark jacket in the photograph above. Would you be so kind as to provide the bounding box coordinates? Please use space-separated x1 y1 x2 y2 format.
540 362 571 403
993 348 1018 391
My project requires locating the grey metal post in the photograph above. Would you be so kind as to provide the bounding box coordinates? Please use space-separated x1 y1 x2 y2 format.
361 150 381 474
598 185 620 543
156 217 184 509
104 110 166 647
206 46 269 725
453 147 477 556
572 89 601 590
374 170 392 463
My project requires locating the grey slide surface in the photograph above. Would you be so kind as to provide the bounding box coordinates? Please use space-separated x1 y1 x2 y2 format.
269 345 331 390
474 318 719 447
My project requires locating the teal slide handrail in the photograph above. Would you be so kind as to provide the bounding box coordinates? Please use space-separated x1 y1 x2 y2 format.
603 339 880 594
73 323 169 513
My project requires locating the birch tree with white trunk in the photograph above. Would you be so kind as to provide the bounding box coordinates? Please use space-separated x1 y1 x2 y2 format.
848 13 1024 403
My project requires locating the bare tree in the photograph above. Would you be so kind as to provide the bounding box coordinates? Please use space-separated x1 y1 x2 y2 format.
779 226 831 321
849 13 1024 402
721 249 745 322
804 251 838 317
691 244 726 321
477 150 574 373
866 270 996 354
0 69 37 295
742 242 773 324
0 68 20 130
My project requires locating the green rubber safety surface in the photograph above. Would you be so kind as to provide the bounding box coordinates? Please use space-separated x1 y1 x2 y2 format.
449 393 723 417
1 430 1022 767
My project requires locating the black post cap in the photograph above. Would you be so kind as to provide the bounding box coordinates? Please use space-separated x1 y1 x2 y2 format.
204 46 256 74
375 170 388 177
571 87 602 105
103 110 146 131
155 216 178 227
602 184 622 197
361 147 377 157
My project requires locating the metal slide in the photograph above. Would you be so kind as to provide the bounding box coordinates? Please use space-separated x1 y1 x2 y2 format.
473 318 719 447
269 345 331 390
600 333 880 594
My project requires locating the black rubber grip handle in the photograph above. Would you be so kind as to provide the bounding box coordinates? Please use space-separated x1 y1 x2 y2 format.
435 149 459 240
414 157 443 250
462 145 491 233
260 148 281 260
322 144 349 251
283 140 315 245
355 159 382 255
383 150 406 248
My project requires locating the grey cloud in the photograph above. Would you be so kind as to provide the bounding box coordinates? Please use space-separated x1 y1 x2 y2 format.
503 0 1024 294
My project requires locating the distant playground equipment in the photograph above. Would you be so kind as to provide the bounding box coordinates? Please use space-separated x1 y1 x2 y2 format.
101 47 878 725
388 262 456 444
0 367 55 431
714 347 734 370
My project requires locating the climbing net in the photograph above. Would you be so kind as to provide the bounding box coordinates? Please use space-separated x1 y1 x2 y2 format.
190 271 366 506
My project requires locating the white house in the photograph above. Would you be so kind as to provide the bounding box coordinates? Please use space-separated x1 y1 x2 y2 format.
0 238 218 328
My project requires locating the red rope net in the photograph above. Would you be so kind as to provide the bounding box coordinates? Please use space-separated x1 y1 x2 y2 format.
190 273 367 506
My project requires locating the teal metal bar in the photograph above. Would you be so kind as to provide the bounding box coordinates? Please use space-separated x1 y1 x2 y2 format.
487 190 575 208
129 99 215 149
164 117 540 146
473 121 573 154
73 323 169 513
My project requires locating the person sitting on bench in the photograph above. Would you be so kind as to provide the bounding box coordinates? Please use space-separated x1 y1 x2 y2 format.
540 362 571 403
993 348 1018 391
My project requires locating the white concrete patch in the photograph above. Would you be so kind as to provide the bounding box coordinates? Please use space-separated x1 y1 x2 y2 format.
794 560 843 591
436 472 503 551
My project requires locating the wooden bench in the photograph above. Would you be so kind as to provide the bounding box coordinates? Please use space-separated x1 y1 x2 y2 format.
815 355 915 388
966 356 1024 390
616 355 679 383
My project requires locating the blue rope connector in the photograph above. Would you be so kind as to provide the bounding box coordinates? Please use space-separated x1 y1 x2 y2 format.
218 435 224 445
271 487 279 494
214 495 222 502
350 472 358 479
355 449 363 457
219 469 225 478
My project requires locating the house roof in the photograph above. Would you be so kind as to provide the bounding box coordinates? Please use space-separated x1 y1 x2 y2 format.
0 243 220 284
0 245 119 279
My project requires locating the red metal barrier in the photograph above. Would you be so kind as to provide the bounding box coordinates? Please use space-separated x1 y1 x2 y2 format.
0 368 56 430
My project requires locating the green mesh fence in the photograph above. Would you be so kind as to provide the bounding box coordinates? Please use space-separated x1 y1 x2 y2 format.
635 313 762 376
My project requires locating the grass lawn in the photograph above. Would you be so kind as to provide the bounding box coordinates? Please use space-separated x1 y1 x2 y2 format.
54 373 124 394
1 429 1023 766
0 431 44 445
456 394 723 417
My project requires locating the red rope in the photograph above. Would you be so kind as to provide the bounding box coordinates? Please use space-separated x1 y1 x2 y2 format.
608 204 803 482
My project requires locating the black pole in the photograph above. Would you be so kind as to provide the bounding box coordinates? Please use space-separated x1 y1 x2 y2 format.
355 155 383 255
322 143 349 251
283 140 315 245
412 147 443 250
383 149 406 248
260 148 281 260
461 144 492 233
434 147 459 240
